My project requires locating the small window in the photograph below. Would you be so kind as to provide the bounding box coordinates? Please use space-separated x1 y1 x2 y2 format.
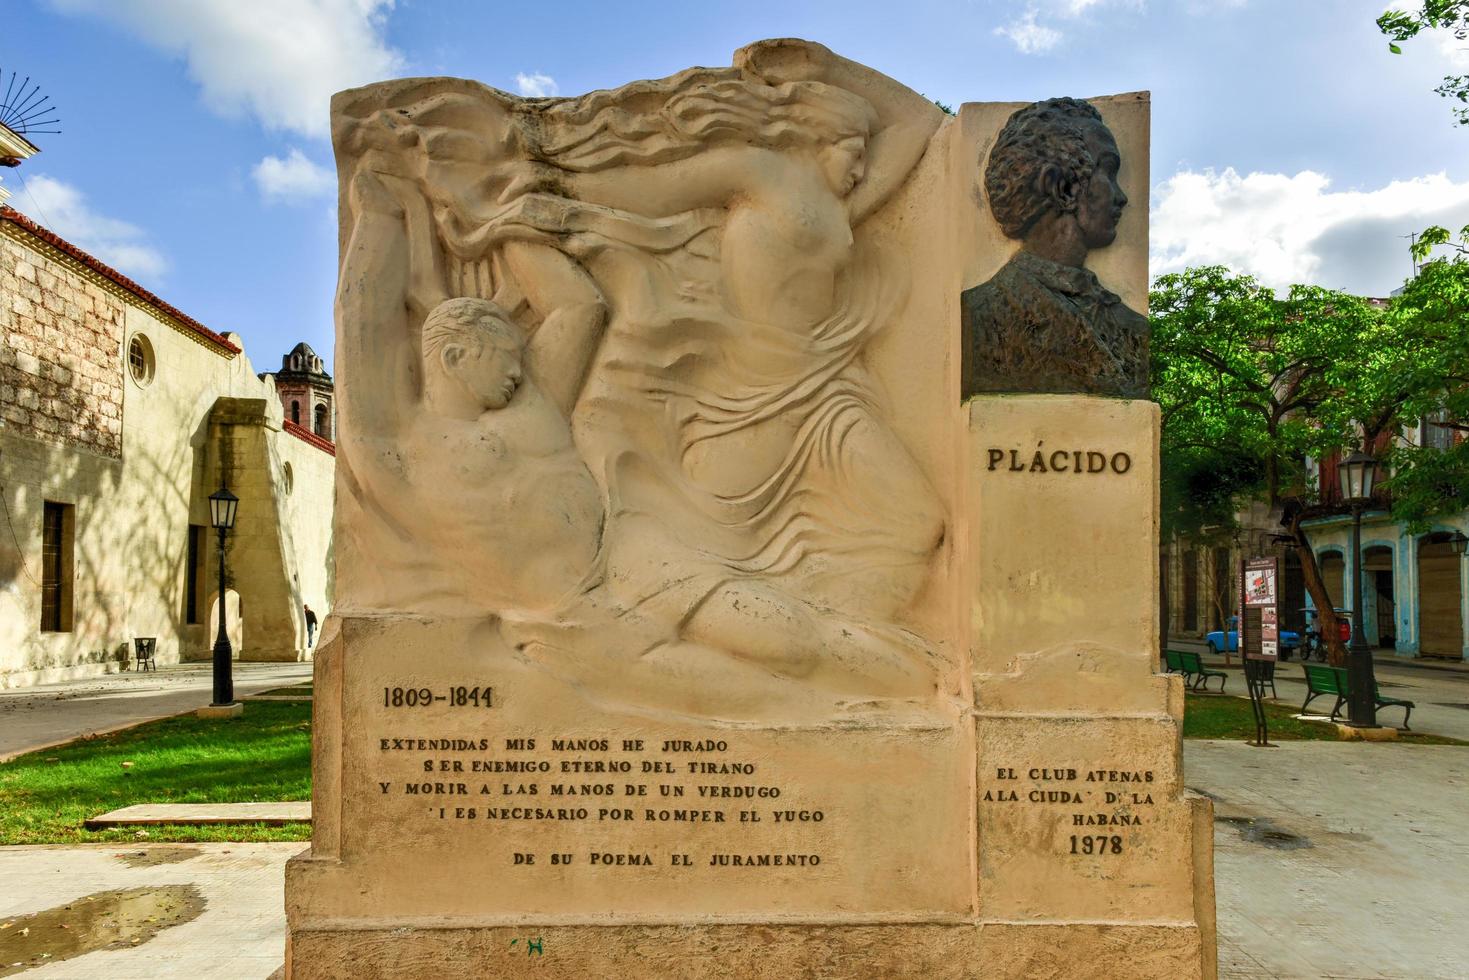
282 461 294 495
185 524 205 624
291 400 300 424
127 334 155 387
1421 410 1453 450
41 501 74 632
314 403 329 438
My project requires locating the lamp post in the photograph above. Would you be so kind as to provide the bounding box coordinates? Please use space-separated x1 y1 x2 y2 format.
1336 451 1379 727
208 485 239 707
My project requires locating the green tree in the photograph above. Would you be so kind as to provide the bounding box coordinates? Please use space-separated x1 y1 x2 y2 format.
1379 2 1469 124
1152 255 1469 664
1377 226 1469 529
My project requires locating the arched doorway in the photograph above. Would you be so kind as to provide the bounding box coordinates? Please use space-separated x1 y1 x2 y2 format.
208 589 244 657
1362 546 1395 648
1418 534 1465 659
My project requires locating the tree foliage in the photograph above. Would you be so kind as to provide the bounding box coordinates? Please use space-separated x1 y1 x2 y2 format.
1151 249 1469 662
1379 2 1469 124
1379 224 1469 529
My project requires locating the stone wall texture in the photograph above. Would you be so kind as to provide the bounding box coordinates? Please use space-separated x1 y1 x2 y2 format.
0 231 125 457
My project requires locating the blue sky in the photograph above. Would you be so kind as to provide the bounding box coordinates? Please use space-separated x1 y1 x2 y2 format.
4 0 1468 372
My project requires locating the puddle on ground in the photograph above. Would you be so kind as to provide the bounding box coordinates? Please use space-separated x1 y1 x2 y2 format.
114 846 202 868
0 884 205 976
1215 814 1313 850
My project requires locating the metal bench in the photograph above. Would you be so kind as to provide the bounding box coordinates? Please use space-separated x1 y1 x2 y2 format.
1300 664 1346 719
1301 664 1415 729
134 637 157 672
1171 650 1227 692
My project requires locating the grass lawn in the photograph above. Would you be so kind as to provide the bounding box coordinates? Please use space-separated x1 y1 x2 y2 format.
0 702 311 845
1183 692 1465 745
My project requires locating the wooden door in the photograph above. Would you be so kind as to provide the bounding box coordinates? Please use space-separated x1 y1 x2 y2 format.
1418 539 1464 658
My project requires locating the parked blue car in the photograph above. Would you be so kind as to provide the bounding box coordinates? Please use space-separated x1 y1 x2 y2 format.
1205 618 1301 656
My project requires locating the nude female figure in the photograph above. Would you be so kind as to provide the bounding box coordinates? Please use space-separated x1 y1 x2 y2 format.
528 40 951 691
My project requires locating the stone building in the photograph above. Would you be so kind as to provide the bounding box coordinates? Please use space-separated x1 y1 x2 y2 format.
0 204 335 686
264 341 334 442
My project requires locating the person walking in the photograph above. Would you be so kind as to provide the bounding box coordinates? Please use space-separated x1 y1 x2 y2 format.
304 604 318 647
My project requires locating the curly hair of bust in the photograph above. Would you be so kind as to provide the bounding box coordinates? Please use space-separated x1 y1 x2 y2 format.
984 98 1105 240
422 297 525 365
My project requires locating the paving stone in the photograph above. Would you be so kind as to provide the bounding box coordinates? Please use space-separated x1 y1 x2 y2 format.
85 802 310 829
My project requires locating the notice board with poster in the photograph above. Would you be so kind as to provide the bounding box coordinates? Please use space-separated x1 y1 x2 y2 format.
1241 556 1280 661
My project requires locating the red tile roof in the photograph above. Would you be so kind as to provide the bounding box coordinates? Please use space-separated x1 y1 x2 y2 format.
283 418 336 456
0 205 241 354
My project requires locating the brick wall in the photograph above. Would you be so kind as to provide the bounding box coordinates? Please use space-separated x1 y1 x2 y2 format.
0 231 125 457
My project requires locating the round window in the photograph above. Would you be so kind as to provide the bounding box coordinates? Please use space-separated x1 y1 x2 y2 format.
127 334 155 387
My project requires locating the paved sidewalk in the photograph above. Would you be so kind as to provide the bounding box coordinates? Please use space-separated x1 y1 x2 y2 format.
0 662 314 760
1171 636 1469 675
1188 739 1469 979
0 842 294 979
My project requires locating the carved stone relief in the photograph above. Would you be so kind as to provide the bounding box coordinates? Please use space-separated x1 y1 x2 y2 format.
331 40 950 713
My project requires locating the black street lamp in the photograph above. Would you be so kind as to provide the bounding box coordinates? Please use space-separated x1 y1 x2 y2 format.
1336 451 1379 727
1450 532 1469 557
208 485 239 707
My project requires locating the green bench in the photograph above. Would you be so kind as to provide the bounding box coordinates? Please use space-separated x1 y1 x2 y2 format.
1164 650 1228 692
1300 664 1415 730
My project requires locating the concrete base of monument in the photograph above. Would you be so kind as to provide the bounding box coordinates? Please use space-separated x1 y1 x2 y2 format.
284 920 1207 978
283 614 1215 978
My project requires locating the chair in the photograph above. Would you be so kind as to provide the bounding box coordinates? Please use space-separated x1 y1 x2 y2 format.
134 637 157 672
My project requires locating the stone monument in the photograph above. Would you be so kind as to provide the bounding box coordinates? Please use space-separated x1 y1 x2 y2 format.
283 38 1216 978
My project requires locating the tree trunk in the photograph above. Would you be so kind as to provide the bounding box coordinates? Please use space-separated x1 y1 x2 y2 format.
1286 509 1348 666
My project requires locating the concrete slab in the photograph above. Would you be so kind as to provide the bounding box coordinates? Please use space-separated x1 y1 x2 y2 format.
85 802 310 829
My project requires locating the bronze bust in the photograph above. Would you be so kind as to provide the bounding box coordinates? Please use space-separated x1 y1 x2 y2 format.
960 97 1148 399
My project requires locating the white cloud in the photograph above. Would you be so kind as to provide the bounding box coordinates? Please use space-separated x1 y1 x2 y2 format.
17 174 168 281
995 11 1062 55
994 1 1143 55
514 72 559 97
1431 24 1469 68
47 0 403 138
253 148 335 202
1150 167 1469 295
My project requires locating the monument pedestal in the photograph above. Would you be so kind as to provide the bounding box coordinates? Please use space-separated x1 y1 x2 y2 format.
283 395 1214 978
